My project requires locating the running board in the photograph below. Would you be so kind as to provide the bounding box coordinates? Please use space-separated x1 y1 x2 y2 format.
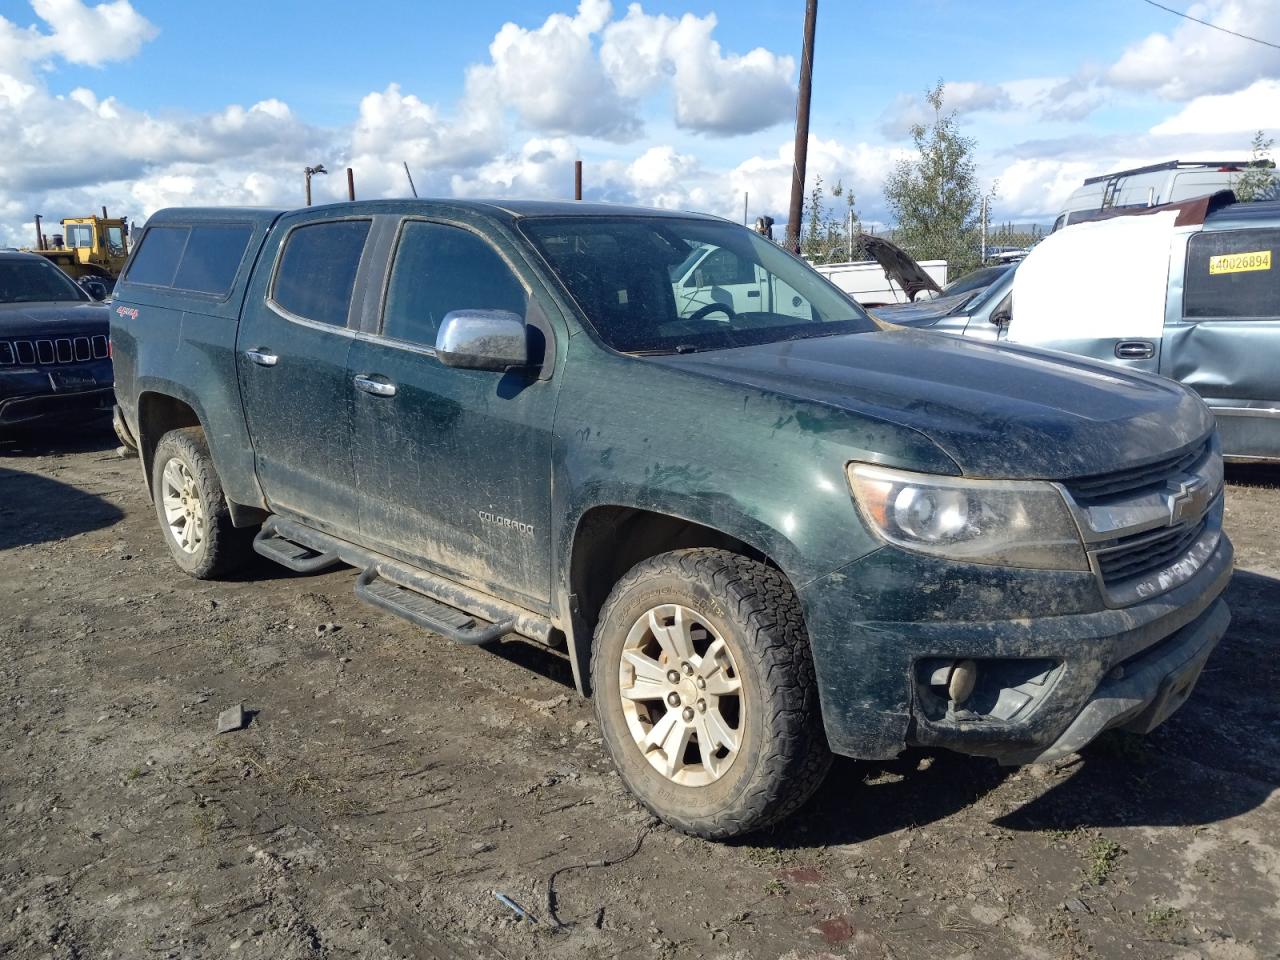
253 521 341 573
355 568 514 646
255 515 556 646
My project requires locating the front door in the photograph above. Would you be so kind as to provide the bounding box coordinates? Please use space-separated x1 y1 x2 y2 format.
236 216 372 537
347 218 557 607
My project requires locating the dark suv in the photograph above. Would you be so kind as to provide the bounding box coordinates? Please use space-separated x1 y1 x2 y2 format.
0 252 113 435
109 201 1231 838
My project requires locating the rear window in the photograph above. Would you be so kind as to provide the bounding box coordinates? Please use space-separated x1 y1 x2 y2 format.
124 223 254 296
271 220 371 327
1184 228 1280 319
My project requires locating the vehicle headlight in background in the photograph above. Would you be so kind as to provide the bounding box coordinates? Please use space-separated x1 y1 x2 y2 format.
847 463 1088 571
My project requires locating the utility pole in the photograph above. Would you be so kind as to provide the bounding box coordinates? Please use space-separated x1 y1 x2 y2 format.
304 164 328 206
574 160 583 200
743 192 749 226
785 0 818 254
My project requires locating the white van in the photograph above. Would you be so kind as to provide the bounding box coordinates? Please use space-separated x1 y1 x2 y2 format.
1053 160 1270 232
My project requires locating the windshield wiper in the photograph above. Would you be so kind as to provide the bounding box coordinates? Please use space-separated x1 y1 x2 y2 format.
625 343 703 356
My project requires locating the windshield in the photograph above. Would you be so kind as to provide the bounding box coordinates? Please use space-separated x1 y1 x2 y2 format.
0 259 87 304
964 262 1018 314
942 264 1010 298
521 216 875 353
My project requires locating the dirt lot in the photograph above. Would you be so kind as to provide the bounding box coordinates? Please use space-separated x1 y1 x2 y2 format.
1 426 1278 960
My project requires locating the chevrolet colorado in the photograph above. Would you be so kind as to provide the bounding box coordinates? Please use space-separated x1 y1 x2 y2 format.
109 200 1231 838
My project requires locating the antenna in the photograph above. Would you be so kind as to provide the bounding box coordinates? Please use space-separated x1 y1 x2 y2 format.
403 162 419 198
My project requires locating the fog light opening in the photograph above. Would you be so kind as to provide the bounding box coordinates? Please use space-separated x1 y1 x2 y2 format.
926 658 978 707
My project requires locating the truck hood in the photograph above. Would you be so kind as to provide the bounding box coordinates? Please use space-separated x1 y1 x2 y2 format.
0 301 109 337
860 235 943 302
653 329 1213 479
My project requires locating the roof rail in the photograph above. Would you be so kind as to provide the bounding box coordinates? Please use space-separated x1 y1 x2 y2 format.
1082 159 1273 186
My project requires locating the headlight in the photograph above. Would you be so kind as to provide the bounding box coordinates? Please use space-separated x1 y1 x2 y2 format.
847 463 1088 571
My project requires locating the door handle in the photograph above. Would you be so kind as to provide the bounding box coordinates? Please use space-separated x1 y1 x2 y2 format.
353 374 397 397
1115 340 1155 360
245 348 278 367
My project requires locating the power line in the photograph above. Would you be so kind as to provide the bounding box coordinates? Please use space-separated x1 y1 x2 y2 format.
1136 0 1280 52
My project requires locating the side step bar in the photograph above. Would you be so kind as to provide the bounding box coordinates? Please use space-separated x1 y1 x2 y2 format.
253 519 341 573
256 515 555 646
356 568 514 646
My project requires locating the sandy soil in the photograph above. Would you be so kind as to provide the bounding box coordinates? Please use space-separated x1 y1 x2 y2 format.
1 425 1277 960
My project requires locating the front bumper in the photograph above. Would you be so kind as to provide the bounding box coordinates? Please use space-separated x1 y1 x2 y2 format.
798 528 1234 764
0 362 114 428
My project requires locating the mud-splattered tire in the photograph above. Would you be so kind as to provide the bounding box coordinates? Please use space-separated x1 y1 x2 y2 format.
151 428 252 580
591 548 832 839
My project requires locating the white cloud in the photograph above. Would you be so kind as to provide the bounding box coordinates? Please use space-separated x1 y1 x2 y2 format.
1108 0 1280 100
600 5 795 135
1150 77 1280 135
0 0 156 76
468 0 640 142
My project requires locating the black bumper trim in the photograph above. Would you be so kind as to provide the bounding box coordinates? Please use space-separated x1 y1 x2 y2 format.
1015 597 1230 765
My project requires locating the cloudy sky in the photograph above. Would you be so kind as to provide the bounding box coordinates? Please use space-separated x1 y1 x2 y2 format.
1 0 1277 245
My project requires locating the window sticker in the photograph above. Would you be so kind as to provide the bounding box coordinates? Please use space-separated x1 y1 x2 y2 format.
1208 250 1271 275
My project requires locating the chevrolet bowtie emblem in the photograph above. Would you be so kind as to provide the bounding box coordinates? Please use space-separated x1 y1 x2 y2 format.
1165 475 1209 526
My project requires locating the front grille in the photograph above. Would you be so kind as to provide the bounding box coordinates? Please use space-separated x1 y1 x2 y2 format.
1064 439 1209 503
0 335 108 366
1096 517 1208 586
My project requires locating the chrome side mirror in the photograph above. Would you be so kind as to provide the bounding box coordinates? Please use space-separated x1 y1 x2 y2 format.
435 309 529 371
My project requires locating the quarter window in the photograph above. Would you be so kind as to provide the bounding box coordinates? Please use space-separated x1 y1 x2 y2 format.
125 226 189 287
272 220 371 327
382 222 527 347
1184 228 1280 319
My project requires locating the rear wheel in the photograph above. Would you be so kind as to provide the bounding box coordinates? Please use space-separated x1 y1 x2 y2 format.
591 548 832 839
151 428 252 579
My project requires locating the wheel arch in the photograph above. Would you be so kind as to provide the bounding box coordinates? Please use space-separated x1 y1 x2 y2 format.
564 504 797 696
137 390 204 499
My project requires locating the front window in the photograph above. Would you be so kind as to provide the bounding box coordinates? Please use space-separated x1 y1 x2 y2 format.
521 216 874 353
65 224 94 248
0 259 87 303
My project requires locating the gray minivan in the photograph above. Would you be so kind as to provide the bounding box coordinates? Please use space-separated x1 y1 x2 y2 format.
905 195 1280 462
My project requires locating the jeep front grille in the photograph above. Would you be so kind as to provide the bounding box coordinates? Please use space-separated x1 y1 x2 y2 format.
0 335 108 366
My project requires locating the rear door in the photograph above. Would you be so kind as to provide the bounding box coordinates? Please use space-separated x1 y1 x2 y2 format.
237 215 373 537
1162 225 1280 447
346 217 558 607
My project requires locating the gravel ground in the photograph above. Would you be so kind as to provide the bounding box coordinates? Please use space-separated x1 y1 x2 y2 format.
1 425 1278 960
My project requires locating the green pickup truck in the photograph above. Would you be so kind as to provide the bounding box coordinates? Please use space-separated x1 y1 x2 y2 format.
109 200 1232 838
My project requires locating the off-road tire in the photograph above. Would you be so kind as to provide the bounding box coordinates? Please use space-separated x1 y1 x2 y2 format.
591 548 832 839
150 427 252 579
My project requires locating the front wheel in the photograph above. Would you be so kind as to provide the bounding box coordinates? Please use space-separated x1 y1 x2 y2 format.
150 427 252 579
591 549 832 839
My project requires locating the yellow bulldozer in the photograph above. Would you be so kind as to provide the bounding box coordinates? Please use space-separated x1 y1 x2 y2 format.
30 209 129 288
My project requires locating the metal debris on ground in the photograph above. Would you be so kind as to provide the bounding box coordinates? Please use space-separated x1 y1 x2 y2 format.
493 892 536 925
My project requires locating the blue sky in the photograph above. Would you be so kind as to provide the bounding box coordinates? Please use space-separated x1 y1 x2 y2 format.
0 0 1276 243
